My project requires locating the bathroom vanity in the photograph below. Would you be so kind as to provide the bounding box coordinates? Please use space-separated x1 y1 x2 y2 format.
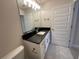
22 28 50 59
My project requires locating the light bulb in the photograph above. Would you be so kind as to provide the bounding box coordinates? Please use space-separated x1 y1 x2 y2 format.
24 0 27 5
28 3 31 7
34 7 37 11
23 0 41 10
38 6 40 9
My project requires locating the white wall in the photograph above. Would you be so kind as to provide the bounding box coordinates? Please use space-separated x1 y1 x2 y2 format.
0 0 22 58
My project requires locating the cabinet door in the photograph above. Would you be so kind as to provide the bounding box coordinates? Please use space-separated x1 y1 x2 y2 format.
45 31 50 52
24 41 40 59
40 40 45 59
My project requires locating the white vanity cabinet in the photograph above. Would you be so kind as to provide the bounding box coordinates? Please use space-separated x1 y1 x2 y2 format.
24 31 50 59
40 31 50 59
24 41 41 59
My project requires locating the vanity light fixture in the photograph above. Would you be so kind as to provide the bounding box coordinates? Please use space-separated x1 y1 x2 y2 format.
24 0 40 10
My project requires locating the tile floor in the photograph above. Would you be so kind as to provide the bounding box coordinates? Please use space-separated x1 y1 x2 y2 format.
45 43 79 59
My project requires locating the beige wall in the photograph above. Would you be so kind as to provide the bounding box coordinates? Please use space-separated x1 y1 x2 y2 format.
0 0 22 58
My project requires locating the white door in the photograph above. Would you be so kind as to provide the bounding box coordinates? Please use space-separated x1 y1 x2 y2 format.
52 4 73 47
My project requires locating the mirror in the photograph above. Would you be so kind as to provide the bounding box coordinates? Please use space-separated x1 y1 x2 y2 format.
16 0 51 33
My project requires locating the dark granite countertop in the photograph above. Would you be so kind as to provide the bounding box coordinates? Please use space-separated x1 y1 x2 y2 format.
22 27 50 44
26 30 49 44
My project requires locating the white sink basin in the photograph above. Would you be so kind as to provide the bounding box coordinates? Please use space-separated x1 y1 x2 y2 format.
37 31 46 35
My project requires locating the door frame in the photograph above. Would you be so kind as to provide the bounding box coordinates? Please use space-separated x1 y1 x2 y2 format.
69 1 79 48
